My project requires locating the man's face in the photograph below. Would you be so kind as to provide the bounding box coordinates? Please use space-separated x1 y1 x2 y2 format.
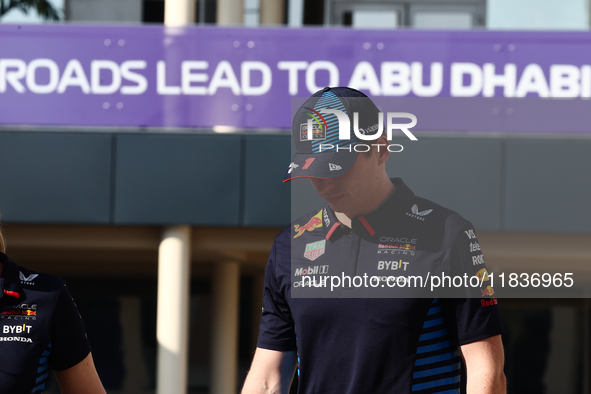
310 150 383 218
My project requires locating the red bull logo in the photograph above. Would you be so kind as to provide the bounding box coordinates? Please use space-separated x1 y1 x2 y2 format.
481 285 495 297
481 297 498 307
294 211 323 238
1 309 36 316
475 268 489 282
400 244 416 250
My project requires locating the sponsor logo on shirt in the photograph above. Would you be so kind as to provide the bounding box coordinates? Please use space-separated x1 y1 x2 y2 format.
1 304 37 321
481 297 498 307
406 204 433 221
464 229 477 239
19 272 39 286
294 265 329 276
472 254 485 266
377 260 410 271
378 243 416 250
3 324 32 334
323 208 330 227
481 285 495 297
475 268 489 282
0 336 33 343
479 269 496 307
379 237 417 244
304 240 326 261
377 249 415 256
469 242 481 253
294 211 323 238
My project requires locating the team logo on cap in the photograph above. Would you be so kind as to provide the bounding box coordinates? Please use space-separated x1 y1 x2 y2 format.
300 108 327 141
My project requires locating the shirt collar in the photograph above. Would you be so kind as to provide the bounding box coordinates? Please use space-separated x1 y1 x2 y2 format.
0 252 24 300
325 178 415 241
322 205 343 241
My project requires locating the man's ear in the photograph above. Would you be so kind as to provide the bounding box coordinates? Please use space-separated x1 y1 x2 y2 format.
375 135 390 166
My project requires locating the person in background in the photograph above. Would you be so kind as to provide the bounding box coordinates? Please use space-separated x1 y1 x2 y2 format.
0 213 106 394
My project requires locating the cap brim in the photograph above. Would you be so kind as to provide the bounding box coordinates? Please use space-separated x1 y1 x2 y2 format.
283 151 359 182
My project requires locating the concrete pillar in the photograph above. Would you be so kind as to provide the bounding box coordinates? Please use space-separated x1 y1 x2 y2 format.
217 0 243 25
165 0 195 26
260 0 284 25
156 226 191 394
211 261 240 394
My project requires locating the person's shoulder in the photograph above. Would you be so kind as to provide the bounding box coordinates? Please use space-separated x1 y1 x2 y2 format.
14 263 65 293
409 193 472 235
274 207 326 245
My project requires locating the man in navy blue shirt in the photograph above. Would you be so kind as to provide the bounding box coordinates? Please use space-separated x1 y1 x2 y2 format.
0 220 106 394
242 87 505 394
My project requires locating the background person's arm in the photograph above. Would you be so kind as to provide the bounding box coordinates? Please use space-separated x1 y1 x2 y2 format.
54 352 107 394
242 348 297 394
460 335 506 394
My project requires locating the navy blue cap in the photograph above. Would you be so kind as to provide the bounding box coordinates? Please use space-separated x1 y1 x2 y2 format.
284 87 381 182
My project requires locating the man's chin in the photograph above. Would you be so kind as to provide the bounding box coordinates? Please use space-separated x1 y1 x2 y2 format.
327 202 350 216
324 194 345 206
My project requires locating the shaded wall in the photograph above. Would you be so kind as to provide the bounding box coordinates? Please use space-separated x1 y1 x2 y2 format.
1 130 590 233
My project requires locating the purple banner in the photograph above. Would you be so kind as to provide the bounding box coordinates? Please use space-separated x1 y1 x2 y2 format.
1 24 591 133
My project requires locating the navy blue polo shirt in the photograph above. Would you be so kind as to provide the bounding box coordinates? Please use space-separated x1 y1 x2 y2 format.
257 178 503 394
0 252 91 394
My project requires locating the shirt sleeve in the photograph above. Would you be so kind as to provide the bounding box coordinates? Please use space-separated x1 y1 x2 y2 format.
49 284 92 371
256 239 297 351
442 222 505 346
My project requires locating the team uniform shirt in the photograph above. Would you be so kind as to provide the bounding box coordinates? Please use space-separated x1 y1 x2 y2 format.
258 178 504 394
0 252 91 394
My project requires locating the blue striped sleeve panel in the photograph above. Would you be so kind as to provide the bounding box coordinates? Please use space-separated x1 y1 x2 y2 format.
31 344 52 393
411 299 462 394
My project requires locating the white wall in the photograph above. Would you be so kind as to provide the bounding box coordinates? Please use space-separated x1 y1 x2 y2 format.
487 0 589 30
